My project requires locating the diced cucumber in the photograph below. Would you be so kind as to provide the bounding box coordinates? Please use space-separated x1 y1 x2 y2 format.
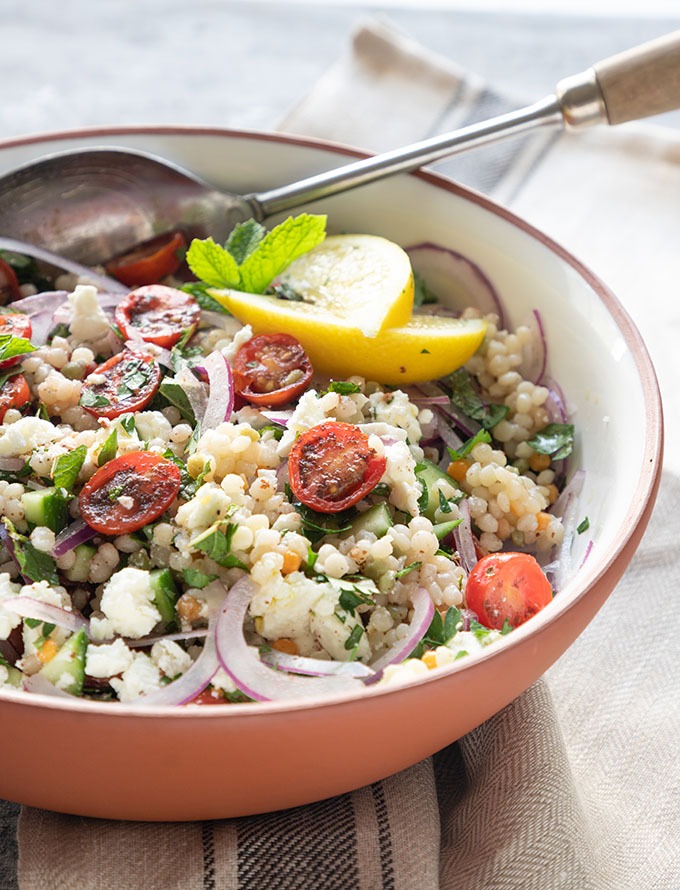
38 628 87 696
433 519 462 541
0 657 21 688
415 459 460 521
63 543 97 583
348 503 393 538
149 568 178 626
21 487 70 533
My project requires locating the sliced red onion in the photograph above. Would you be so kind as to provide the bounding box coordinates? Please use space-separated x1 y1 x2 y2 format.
541 376 569 425
547 470 586 592
202 350 234 430
459 608 478 632
517 309 547 385
452 498 478 574
129 620 220 707
126 628 209 649
1 596 89 633
0 237 127 293
364 587 435 683
434 404 480 440
175 362 208 426
23 672 76 698
578 539 594 570
405 243 505 326
434 411 465 454
0 523 19 575
260 649 375 679
215 576 365 701
404 386 449 407
52 518 96 558
0 457 25 473
259 409 293 427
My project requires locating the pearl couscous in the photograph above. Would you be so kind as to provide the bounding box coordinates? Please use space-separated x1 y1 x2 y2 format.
0 221 575 705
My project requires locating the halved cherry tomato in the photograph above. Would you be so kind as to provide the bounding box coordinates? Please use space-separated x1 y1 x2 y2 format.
104 230 187 287
0 313 33 370
465 552 553 630
80 349 161 419
78 451 181 535
233 333 313 408
289 421 386 514
0 374 31 422
114 285 200 348
188 688 229 706
0 258 20 304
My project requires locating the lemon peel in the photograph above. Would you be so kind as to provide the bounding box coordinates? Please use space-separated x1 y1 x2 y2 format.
208 288 487 385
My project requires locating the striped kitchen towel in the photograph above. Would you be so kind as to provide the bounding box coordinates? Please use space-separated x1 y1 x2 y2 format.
9 15 680 890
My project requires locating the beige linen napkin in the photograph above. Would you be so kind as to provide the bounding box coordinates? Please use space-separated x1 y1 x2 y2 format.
17 16 680 890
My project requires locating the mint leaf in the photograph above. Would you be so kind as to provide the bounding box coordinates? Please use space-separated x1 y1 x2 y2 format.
0 333 35 363
181 282 232 314
190 521 246 569
528 423 574 461
447 428 492 461
98 429 118 466
225 220 266 265
186 236 241 289
577 516 590 534
52 445 87 493
182 567 218 589
2 518 59 585
238 214 327 294
159 380 196 425
445 368 508 430
322 381 362 396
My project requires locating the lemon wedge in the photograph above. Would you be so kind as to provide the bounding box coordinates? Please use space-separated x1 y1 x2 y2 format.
275 234 414 337
209 289 487 385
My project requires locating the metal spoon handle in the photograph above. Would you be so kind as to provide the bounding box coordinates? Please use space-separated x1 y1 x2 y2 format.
250 29 680 219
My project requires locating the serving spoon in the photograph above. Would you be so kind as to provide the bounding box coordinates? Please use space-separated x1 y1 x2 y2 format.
0 30 678 265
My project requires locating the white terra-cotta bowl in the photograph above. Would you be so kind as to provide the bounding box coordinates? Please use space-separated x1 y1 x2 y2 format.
0 126 663 820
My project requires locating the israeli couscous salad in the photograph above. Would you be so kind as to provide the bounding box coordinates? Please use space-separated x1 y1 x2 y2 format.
0 213 583 705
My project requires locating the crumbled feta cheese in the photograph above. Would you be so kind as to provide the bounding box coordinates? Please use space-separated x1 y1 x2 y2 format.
100 567 161 638
85 638 135 678
117 496 134 510
110 651 163 701
150 638 192 678
67 284 111 343
89 615 114 641
133 411 172 448
175 482 232 534
0 574 22 640
0 416 67 457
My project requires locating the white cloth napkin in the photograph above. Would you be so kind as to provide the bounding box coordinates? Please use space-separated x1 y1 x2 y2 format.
16 16 680 890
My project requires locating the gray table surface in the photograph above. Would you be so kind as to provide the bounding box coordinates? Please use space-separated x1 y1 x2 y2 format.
1 2 678 886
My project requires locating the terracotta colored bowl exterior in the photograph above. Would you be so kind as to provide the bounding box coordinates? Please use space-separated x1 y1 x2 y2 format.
0 126 663 821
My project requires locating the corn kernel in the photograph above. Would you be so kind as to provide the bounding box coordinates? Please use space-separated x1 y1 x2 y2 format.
281 550 302 575
447 460 469 483
422 651 438 670
37 639 58 665
529 452 551 472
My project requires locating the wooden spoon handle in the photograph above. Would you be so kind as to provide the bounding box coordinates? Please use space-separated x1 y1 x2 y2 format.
595 30 680 124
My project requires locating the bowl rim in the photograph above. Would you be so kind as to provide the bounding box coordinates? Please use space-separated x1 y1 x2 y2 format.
0 123 664 719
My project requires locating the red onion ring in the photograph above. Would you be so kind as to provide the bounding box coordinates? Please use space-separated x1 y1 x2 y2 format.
405 243 505 326
452 498 478 574
202 350 234 430
517 309 547 385
0 457 25 473
52 518 96 558
175 362 208 425
214 576 365 701
260 648 375 679
128 618 220 707
364 586 435 683
1 596 89 633
23 672 75 698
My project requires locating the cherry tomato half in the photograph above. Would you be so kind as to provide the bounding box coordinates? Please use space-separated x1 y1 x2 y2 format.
0 313 33 370
465 552 553 630
289 421 386 514
233 333 313 408
80 349 161 420
114 285 201 348
188 688 229 706
79 452 181 535
104 230 187 287
0 258 20 304
0 374 31 422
